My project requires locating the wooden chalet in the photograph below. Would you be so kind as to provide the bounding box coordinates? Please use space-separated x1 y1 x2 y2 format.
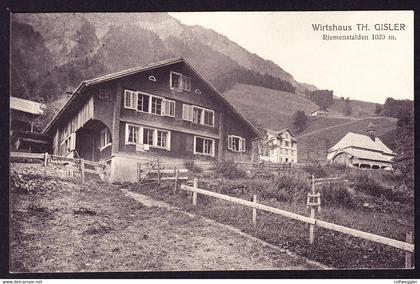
43 57 261 182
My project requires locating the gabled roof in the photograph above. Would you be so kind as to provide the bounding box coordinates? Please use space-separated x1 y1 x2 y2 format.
10 97 44 115
331 148 393 163
311 107 329 114
328 132 395 156
43 57 261 137
266 128 298 142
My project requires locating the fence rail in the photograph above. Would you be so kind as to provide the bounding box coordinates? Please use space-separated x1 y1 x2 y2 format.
180 181 414 259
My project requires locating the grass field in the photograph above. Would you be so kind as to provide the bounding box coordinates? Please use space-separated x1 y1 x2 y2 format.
222 83 382 131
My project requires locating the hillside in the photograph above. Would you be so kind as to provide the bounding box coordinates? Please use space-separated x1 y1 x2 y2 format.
329 98 378 118
223 84 319 130
296 117 398 162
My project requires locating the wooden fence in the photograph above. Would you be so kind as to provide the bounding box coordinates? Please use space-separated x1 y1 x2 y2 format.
181 178 414 268
11 152 108 182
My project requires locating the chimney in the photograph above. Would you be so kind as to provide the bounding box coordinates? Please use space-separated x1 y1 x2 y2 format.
367 122 376 141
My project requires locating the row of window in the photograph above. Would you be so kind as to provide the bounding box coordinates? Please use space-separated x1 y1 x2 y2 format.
281 141 296 148
124 123 245 156
124 89 216 127
182 104 214 126
124 90 176 117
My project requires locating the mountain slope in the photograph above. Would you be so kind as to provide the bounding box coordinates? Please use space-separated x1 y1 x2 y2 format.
12 12 314 102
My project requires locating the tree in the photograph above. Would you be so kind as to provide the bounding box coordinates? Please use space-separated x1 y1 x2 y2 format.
374 104 382 115
293 110 308 133
309 90 333 109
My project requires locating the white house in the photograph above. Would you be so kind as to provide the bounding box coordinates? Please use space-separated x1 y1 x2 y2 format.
310 108 329 117
260 129 298 163
327 123 396 169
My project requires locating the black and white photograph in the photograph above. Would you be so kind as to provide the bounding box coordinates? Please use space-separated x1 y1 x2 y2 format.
8 10 414 274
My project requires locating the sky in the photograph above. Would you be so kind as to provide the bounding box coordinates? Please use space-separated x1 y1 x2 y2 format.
170 11 413 104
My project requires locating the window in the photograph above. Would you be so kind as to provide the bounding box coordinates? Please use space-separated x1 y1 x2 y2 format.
157 130 168 148
164 100 176 117
285 141 289 147
100 128 112 149
125 124 170 150
127 125 139 144
203 109 214 126
194 136 214 156
193 107 202 124
143 128 154 145
170 71 191 91
183 104 215 127
137 93 150 112
227 135 246 152
124 90 137 109
151 97 163 115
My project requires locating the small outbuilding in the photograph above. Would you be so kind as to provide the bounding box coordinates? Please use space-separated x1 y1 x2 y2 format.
310 108 329 117
327 123 396 169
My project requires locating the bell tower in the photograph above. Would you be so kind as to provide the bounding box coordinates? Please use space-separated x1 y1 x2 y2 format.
367 122 376 141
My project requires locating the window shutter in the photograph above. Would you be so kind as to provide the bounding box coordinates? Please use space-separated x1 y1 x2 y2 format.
240 138 246 152
161 99 166 116
70 133 76 151
183 104 192 121
227 135 233 150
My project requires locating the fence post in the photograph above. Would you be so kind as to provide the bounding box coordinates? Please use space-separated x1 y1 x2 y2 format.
192 178 198 206
405 232 413 268
44 152 48 167
309 174 316 244
252 195 257 227
80 158 85 183
174 169 179 195
157 158 161 187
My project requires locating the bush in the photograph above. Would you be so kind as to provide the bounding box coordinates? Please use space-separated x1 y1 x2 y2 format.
318 181 354 208
214 160 246 179
351 174 384 197
303 163 328 178
184 160 203 173
259 175 310 202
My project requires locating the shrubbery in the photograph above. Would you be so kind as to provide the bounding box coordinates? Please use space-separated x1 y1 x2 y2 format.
184 160 203 173
214 160 246 179
318 181 354 208
302 163 328 178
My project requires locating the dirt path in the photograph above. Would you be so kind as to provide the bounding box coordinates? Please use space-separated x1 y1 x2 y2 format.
11 166 326 272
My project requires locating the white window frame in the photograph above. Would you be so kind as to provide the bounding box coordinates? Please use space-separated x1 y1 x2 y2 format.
100 128 112 151
124 89 137 110
193 136 215 157
125 123 170 150
227 135 246 153
183 104 215 127
170 71 191 92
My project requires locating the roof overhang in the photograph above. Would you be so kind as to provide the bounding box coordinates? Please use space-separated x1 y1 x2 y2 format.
43 57 262 138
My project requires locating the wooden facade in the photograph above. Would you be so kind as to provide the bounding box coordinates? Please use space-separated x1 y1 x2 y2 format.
44 57 260 182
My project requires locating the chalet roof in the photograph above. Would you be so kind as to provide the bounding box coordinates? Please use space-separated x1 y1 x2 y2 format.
266 128 298 142
43 57 261 137
10 97 44 115
328 132 396 156
333 148 393 162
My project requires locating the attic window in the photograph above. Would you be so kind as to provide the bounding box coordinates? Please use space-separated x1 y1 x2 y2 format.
195 89 201 95
148 75 156 82
170 71 191 91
